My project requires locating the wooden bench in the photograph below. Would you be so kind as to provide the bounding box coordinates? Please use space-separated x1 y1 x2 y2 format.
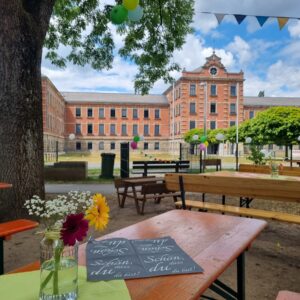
239 164 300 176
203 159 222 171
276 291 300 300
136 182 181 214
164 173 300 225
132 160 190 177
0 219 39 274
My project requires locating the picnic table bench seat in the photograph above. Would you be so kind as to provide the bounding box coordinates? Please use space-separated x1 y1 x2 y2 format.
175 201 300 225
114 176 155 207
132 160 190 177
136 182 181 214
0 219 39 274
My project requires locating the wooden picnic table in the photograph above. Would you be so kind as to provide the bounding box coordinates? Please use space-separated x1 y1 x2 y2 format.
78 210 267 300
121 177 165 214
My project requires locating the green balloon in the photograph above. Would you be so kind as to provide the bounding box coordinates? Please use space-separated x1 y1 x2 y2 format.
133 135 140 142
110 5 128 25
200 136 207 143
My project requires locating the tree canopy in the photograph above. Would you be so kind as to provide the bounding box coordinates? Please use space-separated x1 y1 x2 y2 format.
0 0 195 219
45 0 194 94
240 107 300 145
184 107 300 146
183 128 227 144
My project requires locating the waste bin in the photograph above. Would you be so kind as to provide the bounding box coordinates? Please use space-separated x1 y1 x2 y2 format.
100 153 115 178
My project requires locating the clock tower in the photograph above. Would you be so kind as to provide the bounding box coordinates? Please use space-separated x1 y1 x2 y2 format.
164 51 244 147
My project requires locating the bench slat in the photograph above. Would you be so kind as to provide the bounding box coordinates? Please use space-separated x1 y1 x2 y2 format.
8 261 40 274
175 201 300 225
0 219 39 239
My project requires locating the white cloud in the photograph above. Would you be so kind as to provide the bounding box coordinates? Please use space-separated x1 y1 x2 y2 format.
227 36 252 66
288 20 300 38
42 56 138 92
193 12 218 34
244 60 300 96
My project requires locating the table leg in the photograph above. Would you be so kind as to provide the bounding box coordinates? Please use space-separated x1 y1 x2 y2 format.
120 185 129 208
237 252 245 300
132 185 141 214
0 237 4 275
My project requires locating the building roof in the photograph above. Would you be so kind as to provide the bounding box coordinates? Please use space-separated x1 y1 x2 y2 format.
244 96 300 107
62 92 168 105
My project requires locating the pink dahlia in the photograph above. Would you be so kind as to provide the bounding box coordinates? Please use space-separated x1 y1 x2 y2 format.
60 213 89 246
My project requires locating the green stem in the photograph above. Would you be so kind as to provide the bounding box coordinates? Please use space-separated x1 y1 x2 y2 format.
40 270 54 291
53 246 63 295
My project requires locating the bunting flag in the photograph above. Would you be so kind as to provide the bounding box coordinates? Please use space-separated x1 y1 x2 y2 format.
256 16 268 27
234 14 246 24
215 13 225 24
277 17 289 30
200 11 294 30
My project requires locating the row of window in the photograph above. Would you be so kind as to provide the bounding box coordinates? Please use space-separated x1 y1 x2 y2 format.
188 120 236 130
75 124 161 136
75 107 161 119
45 113 64 134
189 84 237 97
76 141 161 151
174 102 237 117
46 92 64 115
174 84 238 99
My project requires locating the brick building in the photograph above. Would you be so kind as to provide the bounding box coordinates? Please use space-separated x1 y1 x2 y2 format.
42 77 65 153
164 52 244 150
42 53 300 154
63 92 170 152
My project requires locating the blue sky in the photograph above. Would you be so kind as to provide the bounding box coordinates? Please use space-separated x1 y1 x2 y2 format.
42 0 300 97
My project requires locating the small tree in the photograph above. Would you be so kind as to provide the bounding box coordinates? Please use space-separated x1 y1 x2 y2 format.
247 145 266 165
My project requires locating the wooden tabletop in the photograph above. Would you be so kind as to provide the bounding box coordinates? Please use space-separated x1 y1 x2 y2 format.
123 177 165 185
0 183 12 190
78 210 266 300
276 291 300 300
207 171 300 181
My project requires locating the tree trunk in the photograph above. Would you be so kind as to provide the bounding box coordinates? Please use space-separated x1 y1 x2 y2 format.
0 1 55 220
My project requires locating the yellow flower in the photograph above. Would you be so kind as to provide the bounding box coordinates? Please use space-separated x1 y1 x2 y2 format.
85 193 110 231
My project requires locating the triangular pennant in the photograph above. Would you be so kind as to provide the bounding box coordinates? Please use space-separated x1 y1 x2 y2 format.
277 17 289 30
234 14 246 24
256 16 268 27
215 13 225 25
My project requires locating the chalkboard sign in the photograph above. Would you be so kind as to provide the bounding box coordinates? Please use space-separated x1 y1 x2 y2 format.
86 236 203 281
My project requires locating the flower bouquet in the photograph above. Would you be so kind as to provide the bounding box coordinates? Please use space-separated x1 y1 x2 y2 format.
25 191 109 300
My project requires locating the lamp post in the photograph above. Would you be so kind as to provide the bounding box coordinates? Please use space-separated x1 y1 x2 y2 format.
200 82 208 159
200 82 208 137
235 82 240 171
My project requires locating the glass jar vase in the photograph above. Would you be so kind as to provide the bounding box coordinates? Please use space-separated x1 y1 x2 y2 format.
39 232 78 300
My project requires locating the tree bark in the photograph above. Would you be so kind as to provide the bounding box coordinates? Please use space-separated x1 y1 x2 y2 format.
0 1 55 220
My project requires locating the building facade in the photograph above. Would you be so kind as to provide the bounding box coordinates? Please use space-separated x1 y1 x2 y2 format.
42 53 300 153
63 92 170 152
164 52 244 150
42 77 65 153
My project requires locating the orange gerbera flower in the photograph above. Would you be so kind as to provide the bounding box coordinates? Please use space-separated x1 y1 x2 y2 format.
85 193 109 231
